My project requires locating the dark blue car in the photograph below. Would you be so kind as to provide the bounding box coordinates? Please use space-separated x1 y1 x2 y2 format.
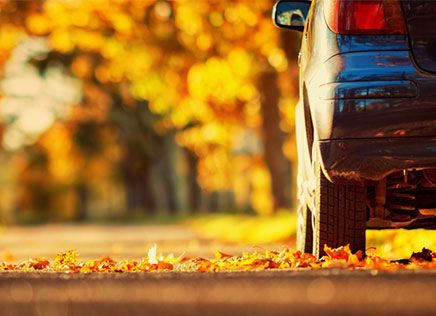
273 0 436 257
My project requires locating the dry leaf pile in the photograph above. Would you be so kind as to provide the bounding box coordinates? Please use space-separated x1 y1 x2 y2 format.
0 245 435 273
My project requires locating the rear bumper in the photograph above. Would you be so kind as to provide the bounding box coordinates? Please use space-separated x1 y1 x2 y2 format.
319 137 436 182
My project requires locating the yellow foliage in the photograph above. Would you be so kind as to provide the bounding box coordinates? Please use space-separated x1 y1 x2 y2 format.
50 30 74 53
175 2 204 36
110 13 133 34
26 13 51 35
0 24 22 70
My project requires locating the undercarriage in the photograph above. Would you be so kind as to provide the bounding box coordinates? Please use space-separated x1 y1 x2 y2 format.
367 169 436 229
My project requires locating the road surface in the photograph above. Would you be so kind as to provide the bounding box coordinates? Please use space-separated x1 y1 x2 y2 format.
1 269 436 316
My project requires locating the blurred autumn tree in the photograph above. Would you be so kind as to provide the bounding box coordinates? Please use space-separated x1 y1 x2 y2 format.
0 0 300 222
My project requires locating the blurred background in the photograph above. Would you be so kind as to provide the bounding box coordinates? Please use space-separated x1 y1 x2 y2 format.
0 0 300 224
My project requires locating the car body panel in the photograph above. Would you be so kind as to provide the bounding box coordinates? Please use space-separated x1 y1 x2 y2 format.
402 0 436 73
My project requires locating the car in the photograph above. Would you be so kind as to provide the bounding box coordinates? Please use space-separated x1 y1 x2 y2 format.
273 0 436 257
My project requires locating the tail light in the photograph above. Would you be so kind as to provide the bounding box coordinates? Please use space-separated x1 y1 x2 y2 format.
324 0 406 35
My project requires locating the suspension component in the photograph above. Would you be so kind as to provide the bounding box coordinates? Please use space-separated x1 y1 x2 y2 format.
368 169 436 228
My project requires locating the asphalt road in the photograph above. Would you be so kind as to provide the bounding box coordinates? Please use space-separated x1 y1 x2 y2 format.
1 269 436 316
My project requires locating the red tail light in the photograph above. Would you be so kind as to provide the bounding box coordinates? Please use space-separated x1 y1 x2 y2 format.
324 0 406 35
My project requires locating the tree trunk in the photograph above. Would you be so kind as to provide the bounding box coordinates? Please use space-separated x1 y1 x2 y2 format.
121 149 154 214
75 183 89 222
258 68 292 211
185 149 202 214
208 191 220 213
160 131 185 215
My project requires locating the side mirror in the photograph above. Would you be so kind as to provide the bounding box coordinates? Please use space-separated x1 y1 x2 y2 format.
273 0 311 32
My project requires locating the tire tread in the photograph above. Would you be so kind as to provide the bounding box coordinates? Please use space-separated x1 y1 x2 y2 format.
314 171 366 257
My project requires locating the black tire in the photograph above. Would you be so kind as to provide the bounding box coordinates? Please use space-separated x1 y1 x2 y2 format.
297 204 313 254
313 167 367 258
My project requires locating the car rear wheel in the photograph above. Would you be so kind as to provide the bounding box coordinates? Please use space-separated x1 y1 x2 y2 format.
312 166 367 258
